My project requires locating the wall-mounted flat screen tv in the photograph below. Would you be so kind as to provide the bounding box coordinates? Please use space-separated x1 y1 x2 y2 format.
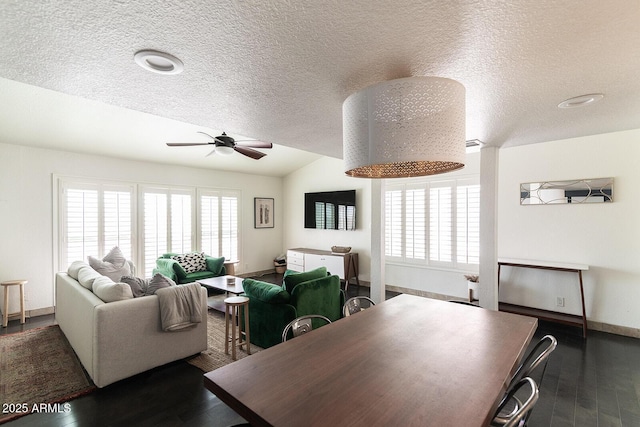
304 190 356 230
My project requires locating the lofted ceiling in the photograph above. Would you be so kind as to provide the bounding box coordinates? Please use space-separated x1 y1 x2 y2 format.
0 1 639 176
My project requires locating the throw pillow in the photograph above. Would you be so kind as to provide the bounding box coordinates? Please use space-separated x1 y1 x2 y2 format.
171 252 207 274
67 261 89 280
146 273 176 295
88 246 132 282
205 256 225 275
120 275 149 298
77 265 103 290
92 275 134 303
283 267 328 294
103 246 126 267
243 278 290 304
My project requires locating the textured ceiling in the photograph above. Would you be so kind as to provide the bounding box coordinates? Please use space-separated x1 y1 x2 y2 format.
0 0 639 175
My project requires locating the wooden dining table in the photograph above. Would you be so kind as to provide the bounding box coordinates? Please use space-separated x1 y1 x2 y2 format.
204 294 538 427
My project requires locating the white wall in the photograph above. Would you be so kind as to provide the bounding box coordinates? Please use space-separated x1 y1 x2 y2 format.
283 157 372 281
0 143 283 314
498 129 640 330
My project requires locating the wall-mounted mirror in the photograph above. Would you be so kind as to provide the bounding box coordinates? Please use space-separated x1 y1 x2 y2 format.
520 178 613 205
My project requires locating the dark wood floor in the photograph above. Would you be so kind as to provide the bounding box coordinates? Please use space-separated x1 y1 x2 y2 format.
3 275 639 427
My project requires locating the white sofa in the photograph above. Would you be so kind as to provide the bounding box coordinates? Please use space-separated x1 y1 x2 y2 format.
55 267 208 388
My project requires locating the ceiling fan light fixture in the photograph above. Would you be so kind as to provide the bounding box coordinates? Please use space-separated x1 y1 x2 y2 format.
558 93 604 109
215 145 234 156
134 50 184 75
343 76 466 178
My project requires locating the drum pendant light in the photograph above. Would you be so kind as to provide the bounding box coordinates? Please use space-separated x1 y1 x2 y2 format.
343 76 466 178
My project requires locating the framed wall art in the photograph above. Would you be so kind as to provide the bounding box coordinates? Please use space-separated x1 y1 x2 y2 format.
254 197 274 228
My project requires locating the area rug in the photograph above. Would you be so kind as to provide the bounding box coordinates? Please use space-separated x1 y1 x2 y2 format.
0 325 95 424
187 298 263 372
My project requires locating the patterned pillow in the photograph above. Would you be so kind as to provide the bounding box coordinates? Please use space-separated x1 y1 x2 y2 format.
171 252 207 274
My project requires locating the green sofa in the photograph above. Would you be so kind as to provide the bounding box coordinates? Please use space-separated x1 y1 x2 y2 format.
242 267 344 348
153 252 226 284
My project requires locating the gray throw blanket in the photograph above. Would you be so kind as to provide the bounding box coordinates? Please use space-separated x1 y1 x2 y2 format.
156 283 203 331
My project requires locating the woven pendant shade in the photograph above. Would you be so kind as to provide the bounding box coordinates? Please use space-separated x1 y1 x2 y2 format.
343 76 466 178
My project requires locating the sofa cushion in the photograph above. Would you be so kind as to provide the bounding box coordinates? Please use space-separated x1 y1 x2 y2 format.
92 275 134 303
120 275 149 298
181 270 217 284
243 279 290 304
67 261 89 280
283 267 328 293
88 246 132 281
172 252 207 274
146 273 176 295
77 265 103 290
205 256 225 275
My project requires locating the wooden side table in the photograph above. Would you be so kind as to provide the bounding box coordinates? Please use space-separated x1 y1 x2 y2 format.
1 280 27 327
224 296 251 360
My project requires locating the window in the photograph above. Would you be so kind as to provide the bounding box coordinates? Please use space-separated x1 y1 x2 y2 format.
58 177 241 278
384 189 403 258
141 187 194 277
385 178 480 270
59 180 134 269
457 182 481 265
199 190 240 262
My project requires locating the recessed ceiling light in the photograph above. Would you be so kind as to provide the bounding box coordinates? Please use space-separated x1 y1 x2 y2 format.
134 50 184 75
558 93 604 109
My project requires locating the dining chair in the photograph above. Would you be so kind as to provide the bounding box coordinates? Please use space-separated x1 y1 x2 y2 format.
281 314 332 342
343 296 376 317
494 335 557 425
511 335 558 387
491 377 539 427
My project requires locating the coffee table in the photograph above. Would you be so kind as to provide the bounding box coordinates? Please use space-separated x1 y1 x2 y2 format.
197 275 244 312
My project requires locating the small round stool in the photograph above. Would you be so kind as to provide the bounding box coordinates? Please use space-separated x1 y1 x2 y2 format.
1 280 27 328
224 296 251 360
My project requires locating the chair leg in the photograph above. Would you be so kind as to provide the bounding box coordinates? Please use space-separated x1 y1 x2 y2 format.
2 287 8 328
19 284 25 324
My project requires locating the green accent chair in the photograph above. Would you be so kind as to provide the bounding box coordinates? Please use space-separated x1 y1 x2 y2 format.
153 252 226 284
242 267 345 348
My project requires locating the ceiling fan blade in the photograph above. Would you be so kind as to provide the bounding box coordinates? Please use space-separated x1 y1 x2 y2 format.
166 142 212 146
205 148 216 157
234 146 267 160
196 131 217 140
234 140 273 149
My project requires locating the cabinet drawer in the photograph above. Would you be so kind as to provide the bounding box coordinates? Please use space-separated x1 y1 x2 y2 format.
287 250 304 263
288 259 304 272
305 253 345 279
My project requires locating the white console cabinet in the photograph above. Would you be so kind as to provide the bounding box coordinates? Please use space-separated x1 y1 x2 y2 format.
286 248 360 289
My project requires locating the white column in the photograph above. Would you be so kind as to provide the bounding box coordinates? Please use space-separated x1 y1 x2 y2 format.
479 146 499 310
369 179 386 303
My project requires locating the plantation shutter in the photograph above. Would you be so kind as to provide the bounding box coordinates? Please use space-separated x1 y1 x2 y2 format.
103 190 132 260
385 189 403 258
65 187 99 267
456 183 480 265
198 190 239 261
405 187 427 260
429 184 453 263
143 191 168 277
